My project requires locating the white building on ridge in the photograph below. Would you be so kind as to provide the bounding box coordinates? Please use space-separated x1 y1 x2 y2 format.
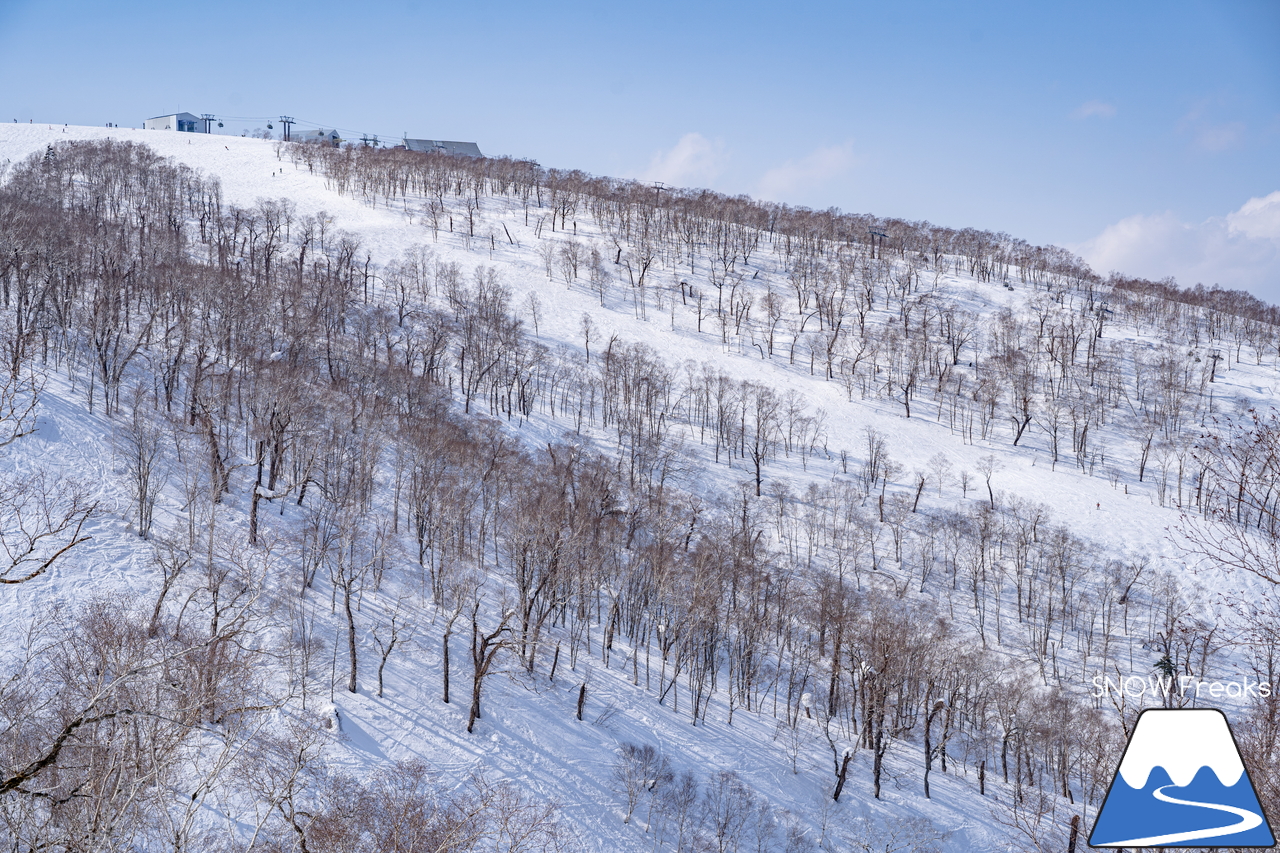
403 138 483 157
144 112 205 133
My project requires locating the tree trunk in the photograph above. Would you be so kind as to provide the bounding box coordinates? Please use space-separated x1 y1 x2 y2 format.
344 582 358 694
249 486 260 546
377 639 395 698
832 752 852 801
442 636 451 703
924 721 933 799
873 727 884 799
467 677 482 733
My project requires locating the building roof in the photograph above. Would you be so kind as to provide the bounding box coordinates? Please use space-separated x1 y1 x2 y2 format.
147 112 201 121
404 139 483 157
291 128 342 142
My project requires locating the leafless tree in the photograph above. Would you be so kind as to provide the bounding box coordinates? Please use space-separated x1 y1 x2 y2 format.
611 742 671 824
845 811 949 853
701 770 754 853
116 386 168 539
927 451 953 497
0 365 41 448
0 470 96 585
588 245 611 304
559 239 584 282
467 593 515 734
537 241 557 280
372 591 417 699
146 533 194 637
327 510 392 694
977 454 1003 509
1181 409 1280 585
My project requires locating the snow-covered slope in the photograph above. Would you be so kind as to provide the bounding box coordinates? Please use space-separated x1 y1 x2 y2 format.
0 122 1233 565
2 123 1275 852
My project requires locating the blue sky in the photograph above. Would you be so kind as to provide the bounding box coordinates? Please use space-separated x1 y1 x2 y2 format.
2 0 1278 299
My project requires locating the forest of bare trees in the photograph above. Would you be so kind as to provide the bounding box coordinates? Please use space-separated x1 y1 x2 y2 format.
1 137 1278 851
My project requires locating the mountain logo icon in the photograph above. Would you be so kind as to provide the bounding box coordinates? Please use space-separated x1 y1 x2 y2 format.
1089 708 1275 848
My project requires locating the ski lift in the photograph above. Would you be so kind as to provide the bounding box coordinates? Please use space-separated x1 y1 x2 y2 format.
267 123 274 129
217 121 224 128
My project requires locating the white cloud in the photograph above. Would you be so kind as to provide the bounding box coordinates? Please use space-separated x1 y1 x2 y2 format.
1229 191 1280 240
756 142 856 202
1073 100 1116 120
1073 191 1280 303
639 133 727 188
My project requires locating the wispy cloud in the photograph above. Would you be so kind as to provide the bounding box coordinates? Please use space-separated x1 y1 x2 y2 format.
1193 121 1246 152
1073 100 1116 120
756 142 856 202
1178 98 1247 151
1073 191 1280 302
639 133 727 189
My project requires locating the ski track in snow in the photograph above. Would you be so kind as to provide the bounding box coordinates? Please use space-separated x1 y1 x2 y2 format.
2 123 1276 852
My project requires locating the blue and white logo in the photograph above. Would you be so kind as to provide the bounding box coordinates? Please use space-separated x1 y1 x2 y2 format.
1090 708 1275 847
